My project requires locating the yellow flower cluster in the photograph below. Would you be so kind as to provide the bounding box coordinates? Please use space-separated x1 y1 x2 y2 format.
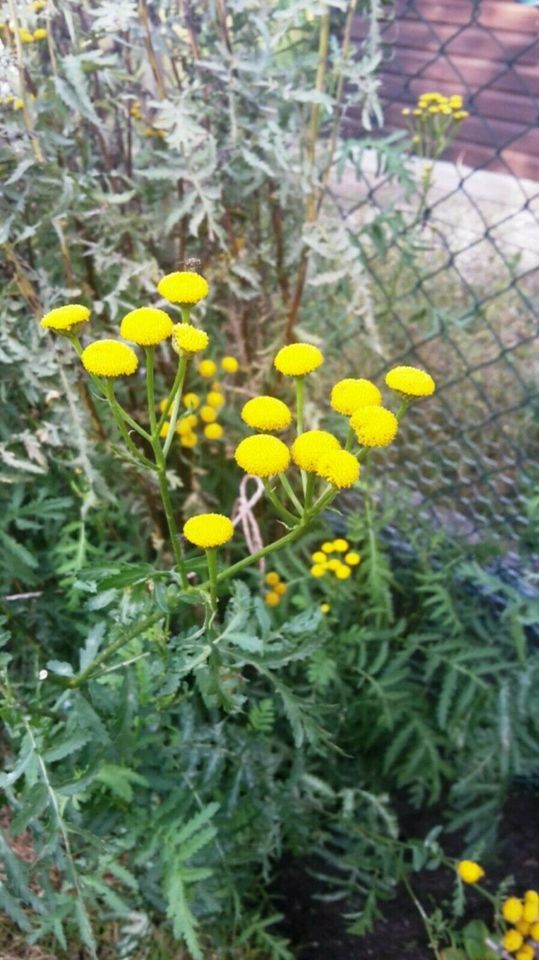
310 539 361 580
264 570 288 607
402 91 469 122
160 377 228 447
457 860 484 884
121 307 173 346
40 304 90 334
501 890 539 960
385 365 435 397
274 342 323 377
18 26 47 43
242 396 292 432
157 271 209 306
40 272 212 379
183 513 234 549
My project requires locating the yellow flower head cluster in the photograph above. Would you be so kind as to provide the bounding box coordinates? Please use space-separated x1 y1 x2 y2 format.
157 271 209 305
198 359 217 379
81 340 138 378
350 406 399 447
235 435 290 478
331 378 382 416
457 860 484 884
173 323 209 354
120 307 173 346
402 91 469 122
316 450 360 489
385 365 435 398
241 396 292 432
40 304 90 334
222 355 239 374
291 430 340 472
264 570 288 607
501 890 539 960
310 538 361 581
274 342 324 377
19 26 47 42
183 513 234 549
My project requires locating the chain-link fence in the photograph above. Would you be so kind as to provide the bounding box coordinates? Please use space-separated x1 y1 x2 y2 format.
328 0 539 549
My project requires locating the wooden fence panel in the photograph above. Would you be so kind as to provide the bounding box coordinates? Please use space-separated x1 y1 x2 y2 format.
351 0 539 179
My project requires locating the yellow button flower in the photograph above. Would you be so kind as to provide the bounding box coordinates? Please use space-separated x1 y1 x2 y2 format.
235 435 290 477
321 542 334 554
177 414 198 435
335 564 351 580
173 323 209 354
385 365 435 397
33 27 47 40
457 861 485 884
503 899 524 924
198 359 217 379
204 423 223 440
265 591 280 607
274 343 324 377
333 538 349 552
316 450 360 489
330 378 382 415
241 396 292 432
40 304 90 334
350 406 399 447
160 421 171 438
200 405 217 423
311 551 326 564
310 564 327 578
183 513 233 548
157 271 209 305
523 901 539 923
275 582 287 596
345 551 361 566
516 921 530 937
525 891 539 904
320 602 331 614
265 571 280 586
503 931 523 954
326 559 340 572
207 390 224 409
120 307 173 346
180 432 198 448
291 430 340 472
19 28 34 43
183 392 200 410
530 922 539 940
81 340 138 378
221 356 239 374
516 947 534 960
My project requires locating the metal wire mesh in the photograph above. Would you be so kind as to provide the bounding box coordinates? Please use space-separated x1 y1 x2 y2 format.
329 0 539 547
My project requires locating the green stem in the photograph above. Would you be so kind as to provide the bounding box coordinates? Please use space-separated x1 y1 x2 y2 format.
157 352 188 433
295 376 305 434
263 479 300 526
295 376 308 494
279 473 304 515
345 425 355 451
67 612 163 688
157 465 189 588
206 548 218 614
396 398 411 421
163 354 188 458
304 472 316 510
145 346 158 436
216 524 307 585
103 381 154 467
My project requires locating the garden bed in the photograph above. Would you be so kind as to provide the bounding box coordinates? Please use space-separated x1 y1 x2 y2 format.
275 788 539 959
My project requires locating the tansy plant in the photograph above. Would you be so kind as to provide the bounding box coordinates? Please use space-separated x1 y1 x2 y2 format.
40 269 436 686
402 91 470 160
